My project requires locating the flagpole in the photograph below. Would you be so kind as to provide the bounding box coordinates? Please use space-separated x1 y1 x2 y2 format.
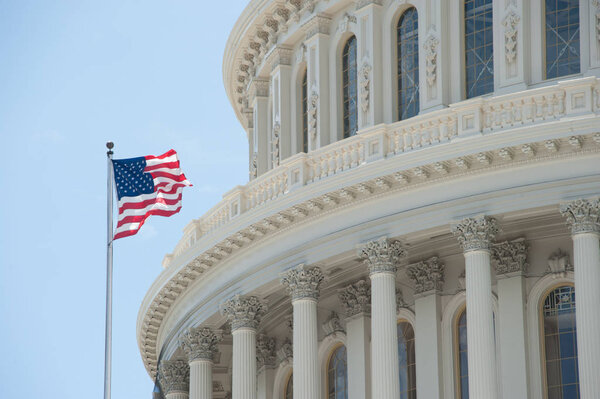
104 141 114 399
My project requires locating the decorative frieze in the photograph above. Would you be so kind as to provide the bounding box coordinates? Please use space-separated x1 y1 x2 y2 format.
338 279 371 317
406 256 445 294
220 295 267 331
547 248 574 275
492 238 528 275
359 237 407 275
451 216 500 252
424 33 439 87
179 327 223 362
158 359 190 394
256 334 277 368
502 10 520 63
280 264 325 301
559 198 600 234
322 311 345 336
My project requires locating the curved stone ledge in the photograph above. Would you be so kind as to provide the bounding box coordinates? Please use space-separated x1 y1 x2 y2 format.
137 126 600 376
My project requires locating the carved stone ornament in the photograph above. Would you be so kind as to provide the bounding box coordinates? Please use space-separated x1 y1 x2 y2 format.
491 238 528 275
296 42 306 64
277 338 293 364
158 359 190 395
359 60 371 113
322 311 345 336
338 279 371 317
359 237 407 275
309 88 318 143
213 381 225 392
547 248 573 276
423 33 440 87
272 121 281 167
280 264 325 301
303 14 331 39
220 295 267 331
256 334 277 368
451 216 500 252
559 198 600 234
179 327 223 362
337 12 357 34
396 289 407 309
593 1 600 41
250 152 258 179
502 10 520 63
406 256 445 294
457 270 466 290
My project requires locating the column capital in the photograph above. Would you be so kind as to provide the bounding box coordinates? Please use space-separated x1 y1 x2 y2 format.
338 279 371 317
302 13 331 40
491 238 528 276
158 359 190 395
559 198 600 235
451 216 500 252
179 327 223 363
358 237 407 275
256 334 277 369
280 264 324 301
220 295 267 331
406 256 445 295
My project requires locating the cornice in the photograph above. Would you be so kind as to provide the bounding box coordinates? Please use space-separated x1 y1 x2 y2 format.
138 128 600 377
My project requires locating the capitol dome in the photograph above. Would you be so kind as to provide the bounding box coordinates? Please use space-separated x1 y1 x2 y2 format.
139 0 600 398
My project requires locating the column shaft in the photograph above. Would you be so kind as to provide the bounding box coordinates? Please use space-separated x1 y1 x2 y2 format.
465 250 497 399
370 272 400 399
292 298 319 399
190 360 212 399
573 232 600 398
232 328 257 399
166 393 189 399
414 294 443 399
346 314 371 399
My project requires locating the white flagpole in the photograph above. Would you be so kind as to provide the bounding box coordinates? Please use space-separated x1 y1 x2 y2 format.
104 141 114 399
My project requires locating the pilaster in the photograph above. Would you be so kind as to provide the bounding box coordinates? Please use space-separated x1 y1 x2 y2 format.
560 198 600 399
451 216 499 399
159 359 190 399
248 78 270 176
269 47 293 164
339 279 371 399
355 1 383 128
256 334 276 399
302 14 331 150
407 257 444 399
494 0 529 92
179 327 223 399
492 238 530 399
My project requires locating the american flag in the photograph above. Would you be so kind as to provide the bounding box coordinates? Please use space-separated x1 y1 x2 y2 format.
112 149 192 240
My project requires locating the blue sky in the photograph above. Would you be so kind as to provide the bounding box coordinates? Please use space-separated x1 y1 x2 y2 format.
0 1 248 397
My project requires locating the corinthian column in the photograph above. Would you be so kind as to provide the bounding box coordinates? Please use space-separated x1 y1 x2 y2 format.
159 359 190 399
221 295 267 399
280 264 324 399
179 327 223 399
452 216 499 399
560 198 600 399
359 238 406 399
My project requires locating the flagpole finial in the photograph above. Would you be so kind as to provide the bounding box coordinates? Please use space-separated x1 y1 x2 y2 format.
106 142 114 156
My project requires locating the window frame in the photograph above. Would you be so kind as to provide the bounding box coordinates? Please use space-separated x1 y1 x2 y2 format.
463 0 495 99
542 0 581 81
326 343 348 399
396 6 420 121
453 304 469 399
341 35 358 139
397 318 417 399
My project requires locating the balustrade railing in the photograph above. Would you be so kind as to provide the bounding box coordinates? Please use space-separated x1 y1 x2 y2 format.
169 77 599 260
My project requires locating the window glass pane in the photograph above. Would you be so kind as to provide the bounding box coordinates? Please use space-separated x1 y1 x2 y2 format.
398 321 417 399
327 346 348 399
301 70 308 153
397 7 419 120
545 0 580 79
457 309 469 398
342 37 358 138
464 0 493 98
543 285 580 398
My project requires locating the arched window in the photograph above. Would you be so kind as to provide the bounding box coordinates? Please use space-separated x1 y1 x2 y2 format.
397 7 419 120
327 345 348 399
542 285 579 398
342 36 358 138
284 372 293 399
398 320 417 399
301 69 308 153
464 0 494 98
544 0 580 79
456 308 469 399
